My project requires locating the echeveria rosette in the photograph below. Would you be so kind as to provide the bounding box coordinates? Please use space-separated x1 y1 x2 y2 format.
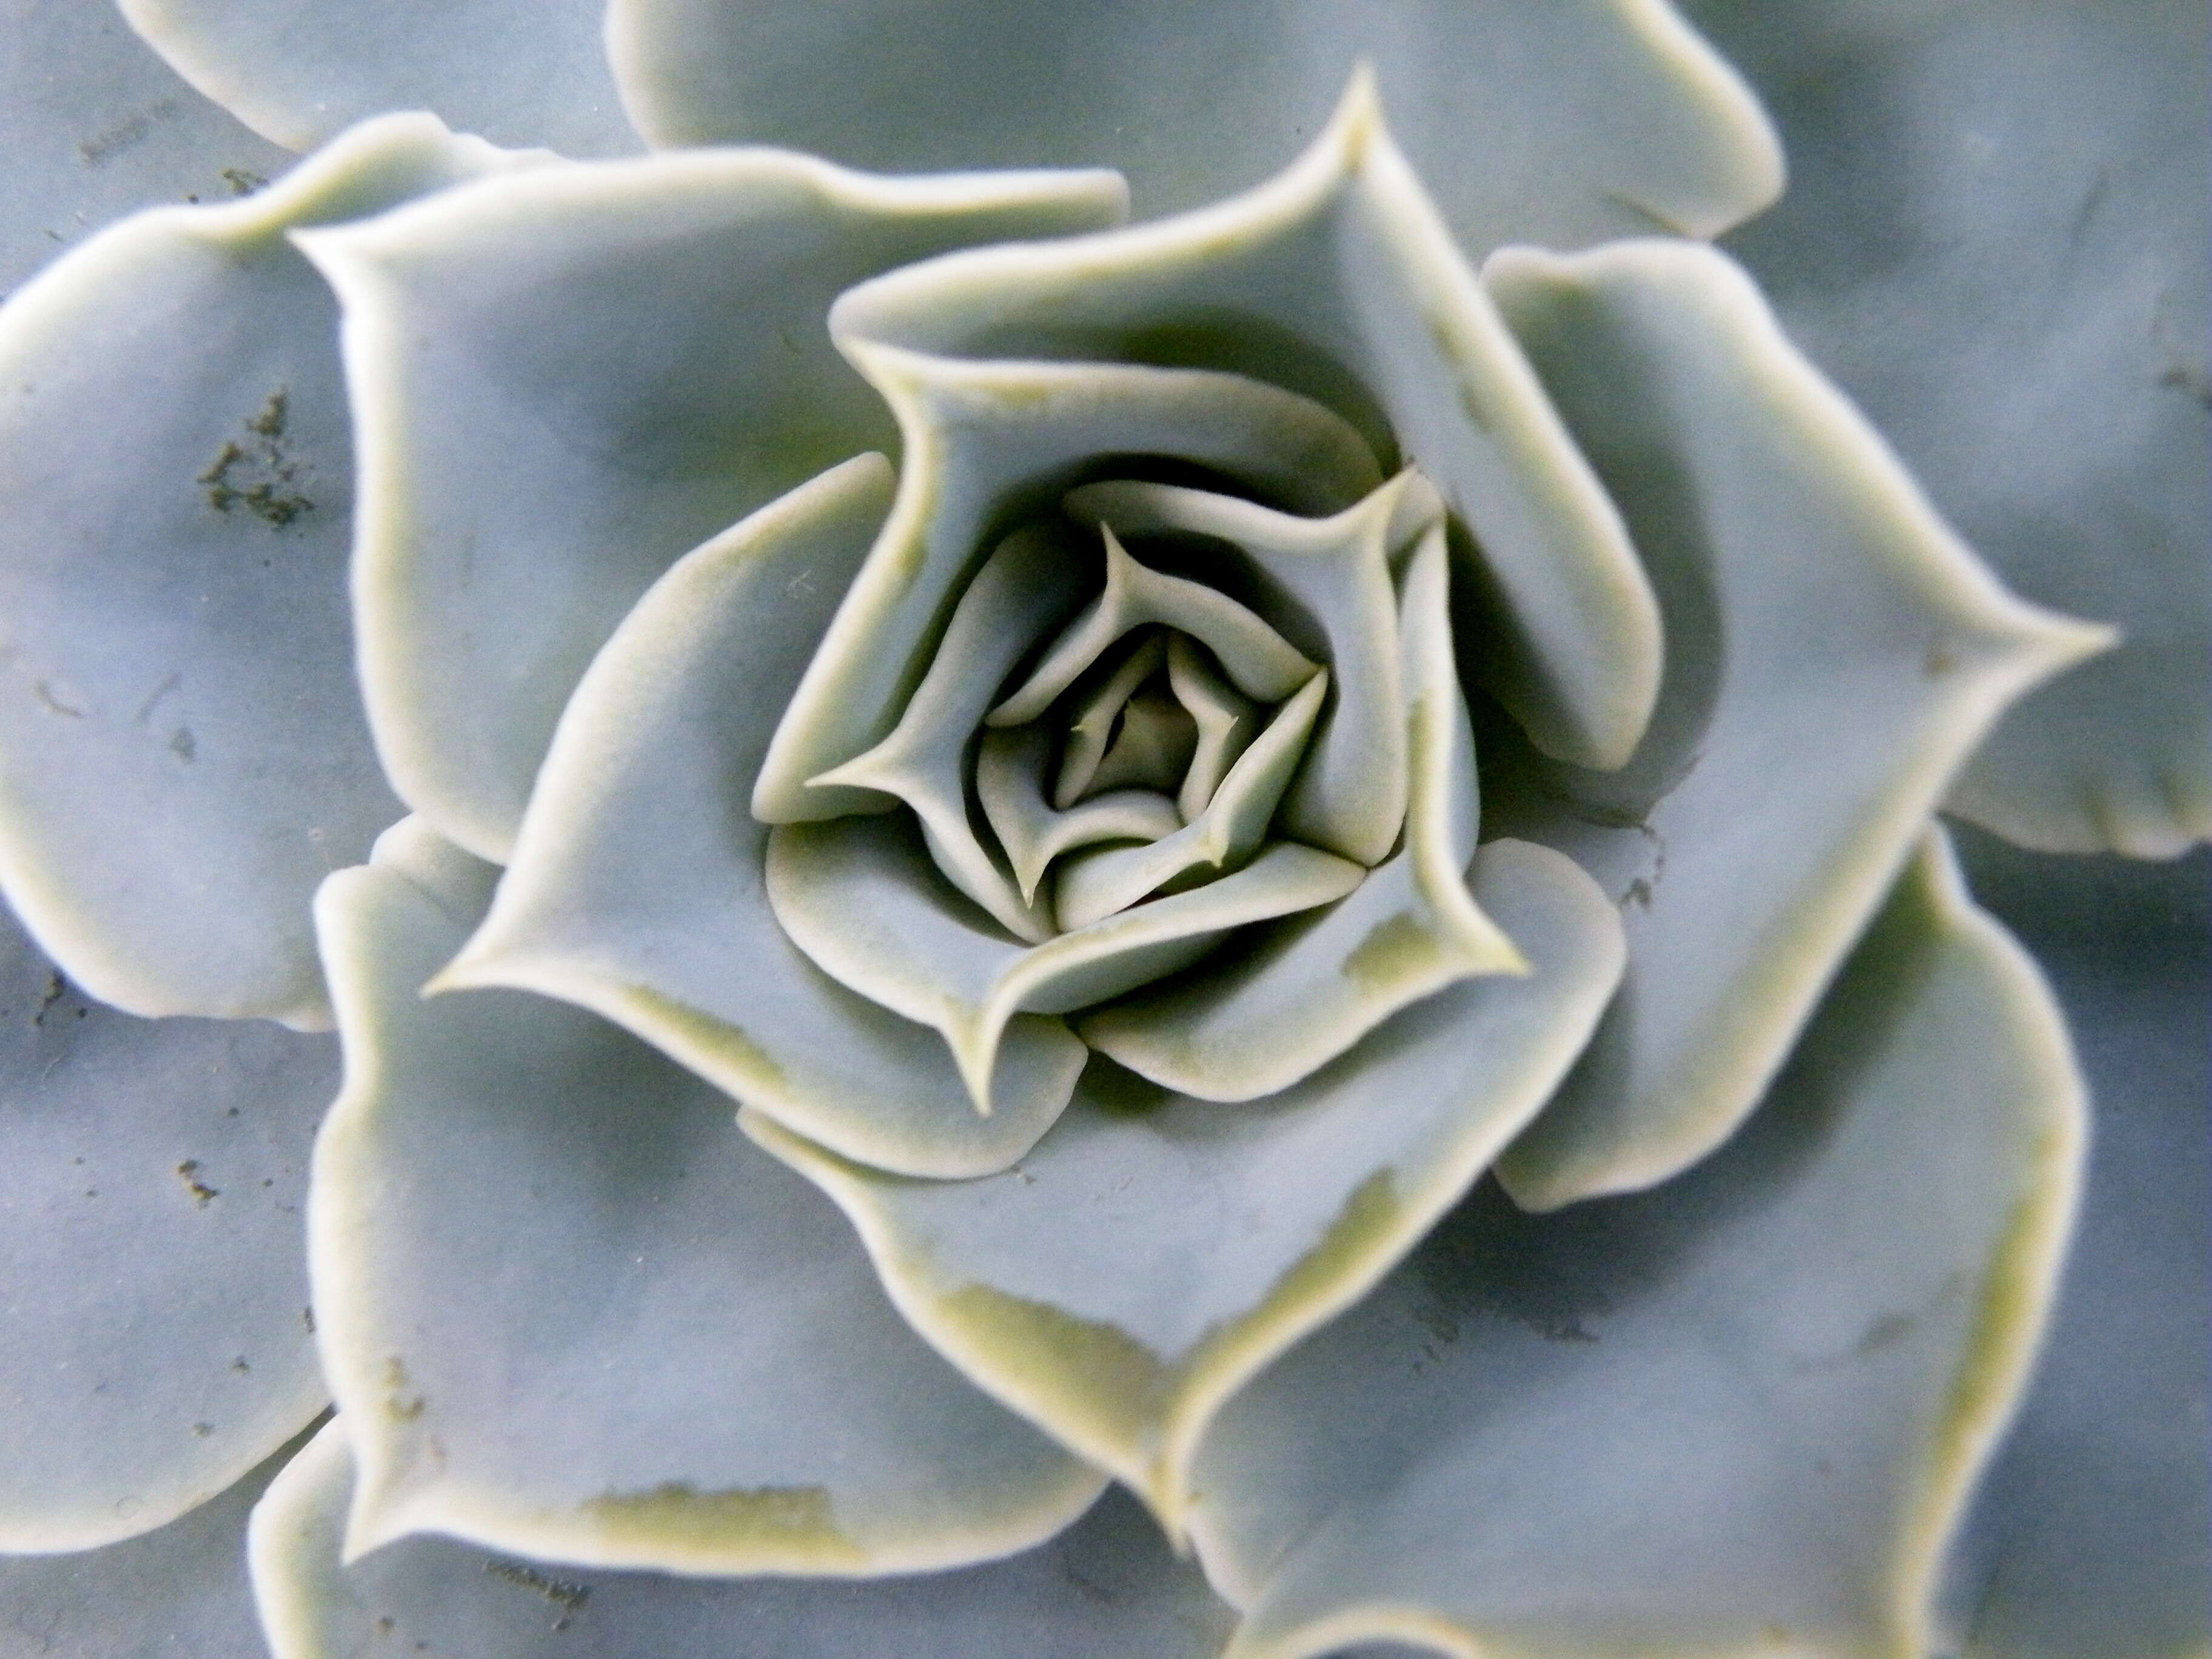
0 7 2199 1659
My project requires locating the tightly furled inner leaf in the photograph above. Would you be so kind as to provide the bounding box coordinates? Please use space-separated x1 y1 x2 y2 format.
763 462 1531 1113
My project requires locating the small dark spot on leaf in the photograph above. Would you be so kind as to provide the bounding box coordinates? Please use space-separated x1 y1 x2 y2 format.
175 1160 218 1205
485 1558 590 1616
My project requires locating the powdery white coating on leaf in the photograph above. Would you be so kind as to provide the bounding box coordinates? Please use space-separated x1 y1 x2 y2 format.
251 1416 1236 1659
824 72 1664 776
0 112 537 1026
311 820 1104 1577
438 457 1091 1179
1937 830 2211 1659
1188 830 2086 1659
1079 524 1529 1100
1 1424 307 1655
768 817 1362 1114
118 0 640 156
750 837 1623 1540
751 359 1384 828
1481 239 2110 1209
0 903 332 1551
0 0 290 297
297 150 1130 862
607 0 1779 247
1697 0 2212 859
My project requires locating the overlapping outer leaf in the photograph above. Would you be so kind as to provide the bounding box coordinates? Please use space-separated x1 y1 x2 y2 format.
118 0 638 158
1477 239 2109 1208
310 812 1104 1577
606 0 1781 255
1692 0 2211 859
1937 830 2210 1659
1185 832 2086 1659
0 112 539 1026
295 149 1127 861
0 1426 310 1655
250 1416 1235 1659
0 905 333 1551
0 0 289 297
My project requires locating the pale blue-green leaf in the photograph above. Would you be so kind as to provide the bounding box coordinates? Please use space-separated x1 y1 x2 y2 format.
1188 831 2085 1659
1082 526 1525 1101
1053 671 1329 931
1692 0 2211 859
1937 829 2210 1659
312 820 1103 1575
1481 240 2110 1209
0 0 289 298
827 75 1661 774
990 528 1320 725
749 837 1621 1539
252 1416 1233 1659
117 0 638 156
296 153 1126 863
809 522 1090 945
1165 635 1259 822
752 359 1381 828
608 0 1778 248
0 113 533 1025
0 1421 310 1655
1064 469 1444 866
435 458 1087 1182
0 899 332 1551
768 815 1361 1114
978 725 1183 907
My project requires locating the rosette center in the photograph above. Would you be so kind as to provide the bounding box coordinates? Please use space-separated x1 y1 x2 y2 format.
763 464 1494 1116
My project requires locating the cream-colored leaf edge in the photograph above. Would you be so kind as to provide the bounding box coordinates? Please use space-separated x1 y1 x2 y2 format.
311 860 1105 1577
744 838 1621 1547
1484 240 2114 1211
297 150 1127 864
820 68 1662 774
1216 830 2090 1659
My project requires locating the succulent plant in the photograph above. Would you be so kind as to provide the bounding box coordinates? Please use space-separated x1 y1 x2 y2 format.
0 4 2202 1657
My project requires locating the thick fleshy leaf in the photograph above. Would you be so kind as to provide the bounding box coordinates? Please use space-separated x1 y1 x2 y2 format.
1166 635 1261 822
753 360 1382 826
252 1416 1235 1659
1480 240 2111 1208
310 817 1105 1575
1065 469 1446 866
979 725 1183 905
1695 0 2211 858
118 0 637 156
0 113 531 1026
1052 672 1330 931
0 1423 310 1654
437 458 1087 1181
769 815 1363 1113
608 0 1780 249
0 900 333 1550
298 152 1127 863
0 0 289 298
749 836 1621 1537
1188 831 2085 1659
1082 527 1526 1101
990 528 1320 723
828 73 1664 774
1937 829 2211 1659
809 522 1089 943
